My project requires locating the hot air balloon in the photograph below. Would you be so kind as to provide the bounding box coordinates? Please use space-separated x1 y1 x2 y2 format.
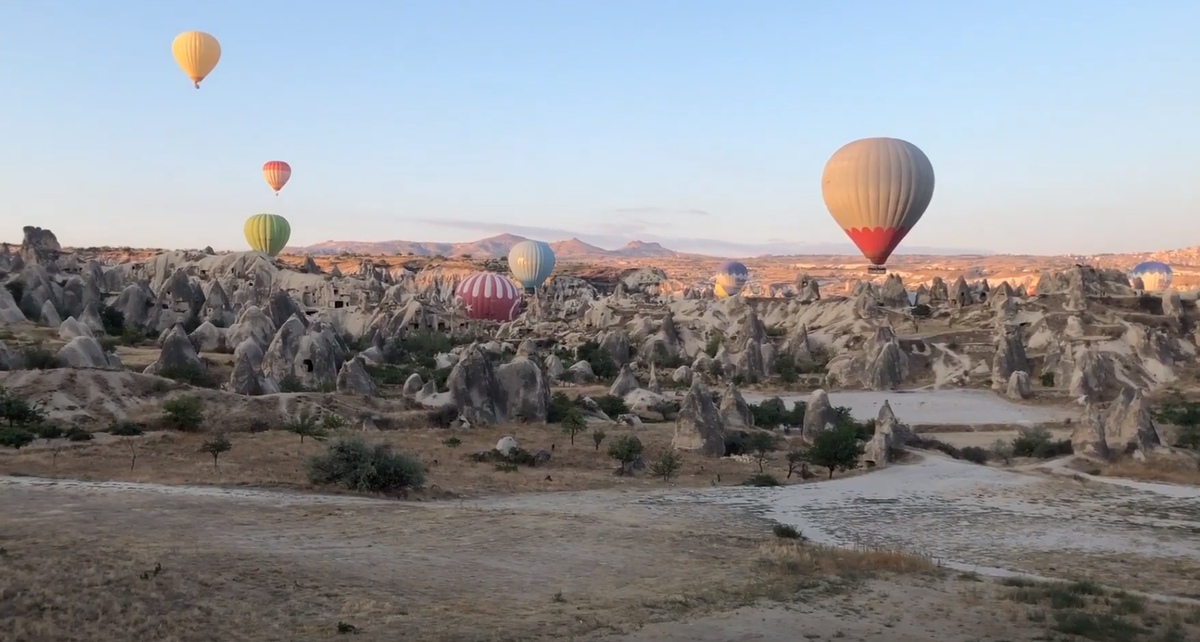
263 161 292 194
244 213 291 257
821 137 935 274
508 240 556 292
171 31 221 89
714 260 749 299
456 273 522 322
1129 260 1173 291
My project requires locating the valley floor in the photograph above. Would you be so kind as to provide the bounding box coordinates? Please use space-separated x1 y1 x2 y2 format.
3 454 1200 642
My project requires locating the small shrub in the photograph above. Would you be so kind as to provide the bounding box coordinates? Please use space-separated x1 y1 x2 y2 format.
426 404 459 428
591 394 627 418
284 411 327 443
158 363 217 388
307 435 427 493
21 347 60 370
785 449 807 479
959 446 989 465
1177 424 1200 451
707 360 724 377
442 436 462 448
992 439 1014 464
108 421 145 437
575 341 618 380
560 408 587 445
32 423 65 439
494 462 519 473
743 472 781 487
771 523 803 540
0 428 35 450
65 426 93 442
591 428 606 451
704 334 722 357
278 374 307 393
99 305 126 336
648 450 682 481
1011 426 1071 459
199 434 232 468
608 435 644 475
162 395 205 431
321 413 348 432
248 418 271 433
0 388 47 427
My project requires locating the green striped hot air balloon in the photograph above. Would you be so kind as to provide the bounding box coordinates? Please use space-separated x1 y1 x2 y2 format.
244 213 291 257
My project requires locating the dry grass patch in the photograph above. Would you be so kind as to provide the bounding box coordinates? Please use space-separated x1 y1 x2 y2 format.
0 422 833 496
998 576 1200 641
757 539 942 579
1070 455 1200 487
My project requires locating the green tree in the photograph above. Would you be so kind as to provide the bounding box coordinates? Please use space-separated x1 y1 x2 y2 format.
561 408 587 445
162 395 204 431
199 434 232 469
608 435 644 475
745 431 778 473
805 425 863 479
591 428 606 451
284 411 328 443
649 450 683 481
785 449 807 479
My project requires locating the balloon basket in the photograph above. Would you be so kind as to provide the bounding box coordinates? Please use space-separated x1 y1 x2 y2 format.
867 266 887 275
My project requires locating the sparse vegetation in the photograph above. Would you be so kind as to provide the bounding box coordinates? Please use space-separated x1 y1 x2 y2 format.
158 363 218 389
1039 371 1055 387
307 435 427 494
547 391 573 423
590 394 627 418
771 523 803 540
574 341 619 380
648 450 682 481
108 421 145 436
0 387 46 428
99 304 125 336
162 395 205 431
607 435 644 475
591 428 606 451
426 404 459 428
785 449 808 479
1011 425 1073 459
21 346 60 370
442 436 462 448
743 472 781 487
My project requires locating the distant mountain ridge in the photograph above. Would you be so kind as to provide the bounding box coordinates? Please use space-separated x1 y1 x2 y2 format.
286 234 681 259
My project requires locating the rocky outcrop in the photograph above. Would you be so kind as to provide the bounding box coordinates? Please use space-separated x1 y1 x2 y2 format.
802 389 837 437
672 379 725 456
447 345 506 426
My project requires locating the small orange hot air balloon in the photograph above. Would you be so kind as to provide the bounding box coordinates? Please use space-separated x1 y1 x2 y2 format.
262 161 292 195
171 31 221 89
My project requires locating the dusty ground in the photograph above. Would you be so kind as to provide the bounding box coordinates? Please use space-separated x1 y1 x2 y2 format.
0 422 838 496
4 475 1198 642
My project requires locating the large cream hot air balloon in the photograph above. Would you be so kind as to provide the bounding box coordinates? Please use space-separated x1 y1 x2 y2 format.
821 137 935 274
171 31 221 89
262 161 292 194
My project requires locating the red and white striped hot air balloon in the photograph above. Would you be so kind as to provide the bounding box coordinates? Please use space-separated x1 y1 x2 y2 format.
821 137 935 274
455 272 522 322
262 161 292 194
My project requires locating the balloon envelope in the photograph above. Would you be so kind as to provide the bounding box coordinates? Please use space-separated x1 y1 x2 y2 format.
263 161 292 194
456 273 522 322
507 240 556 290
821 137 935 266
171 31 221 88
244 214 291 257
1129 260 1172 291
714 260 749 298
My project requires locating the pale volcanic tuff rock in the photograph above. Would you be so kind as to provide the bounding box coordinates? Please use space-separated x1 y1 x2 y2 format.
672 378 726 457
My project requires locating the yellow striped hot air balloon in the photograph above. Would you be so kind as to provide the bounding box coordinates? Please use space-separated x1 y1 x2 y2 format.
171 31 221 89
244 214 291 257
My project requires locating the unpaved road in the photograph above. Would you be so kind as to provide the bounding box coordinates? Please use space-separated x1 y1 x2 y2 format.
3 455 1199 641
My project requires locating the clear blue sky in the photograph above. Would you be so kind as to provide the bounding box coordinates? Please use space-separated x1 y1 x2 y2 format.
0 0 1196 256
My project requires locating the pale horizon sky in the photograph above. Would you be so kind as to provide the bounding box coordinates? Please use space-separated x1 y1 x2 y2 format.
0 1 1196 256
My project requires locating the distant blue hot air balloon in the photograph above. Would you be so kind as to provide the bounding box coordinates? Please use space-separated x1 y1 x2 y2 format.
508 240 557 292
1129 260 1173 292
714 260 750 299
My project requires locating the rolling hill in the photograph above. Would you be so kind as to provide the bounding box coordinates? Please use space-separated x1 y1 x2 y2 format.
287 234 680 259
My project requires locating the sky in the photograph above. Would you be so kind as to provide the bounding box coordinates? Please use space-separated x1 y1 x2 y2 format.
0 0 1197 257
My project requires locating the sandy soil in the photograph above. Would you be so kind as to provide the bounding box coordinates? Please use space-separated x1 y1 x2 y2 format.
743 389 1080 427
929 428 1071 449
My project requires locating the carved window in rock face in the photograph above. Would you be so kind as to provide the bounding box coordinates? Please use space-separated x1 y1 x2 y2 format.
302 359 314 373
334 301 344 309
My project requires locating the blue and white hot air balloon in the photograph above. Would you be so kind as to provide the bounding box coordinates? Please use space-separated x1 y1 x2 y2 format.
508 240 556 292
714 260 750 299
1129 260 1173 292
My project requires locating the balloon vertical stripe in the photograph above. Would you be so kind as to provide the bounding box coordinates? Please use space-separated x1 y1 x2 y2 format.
508 240 557 290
